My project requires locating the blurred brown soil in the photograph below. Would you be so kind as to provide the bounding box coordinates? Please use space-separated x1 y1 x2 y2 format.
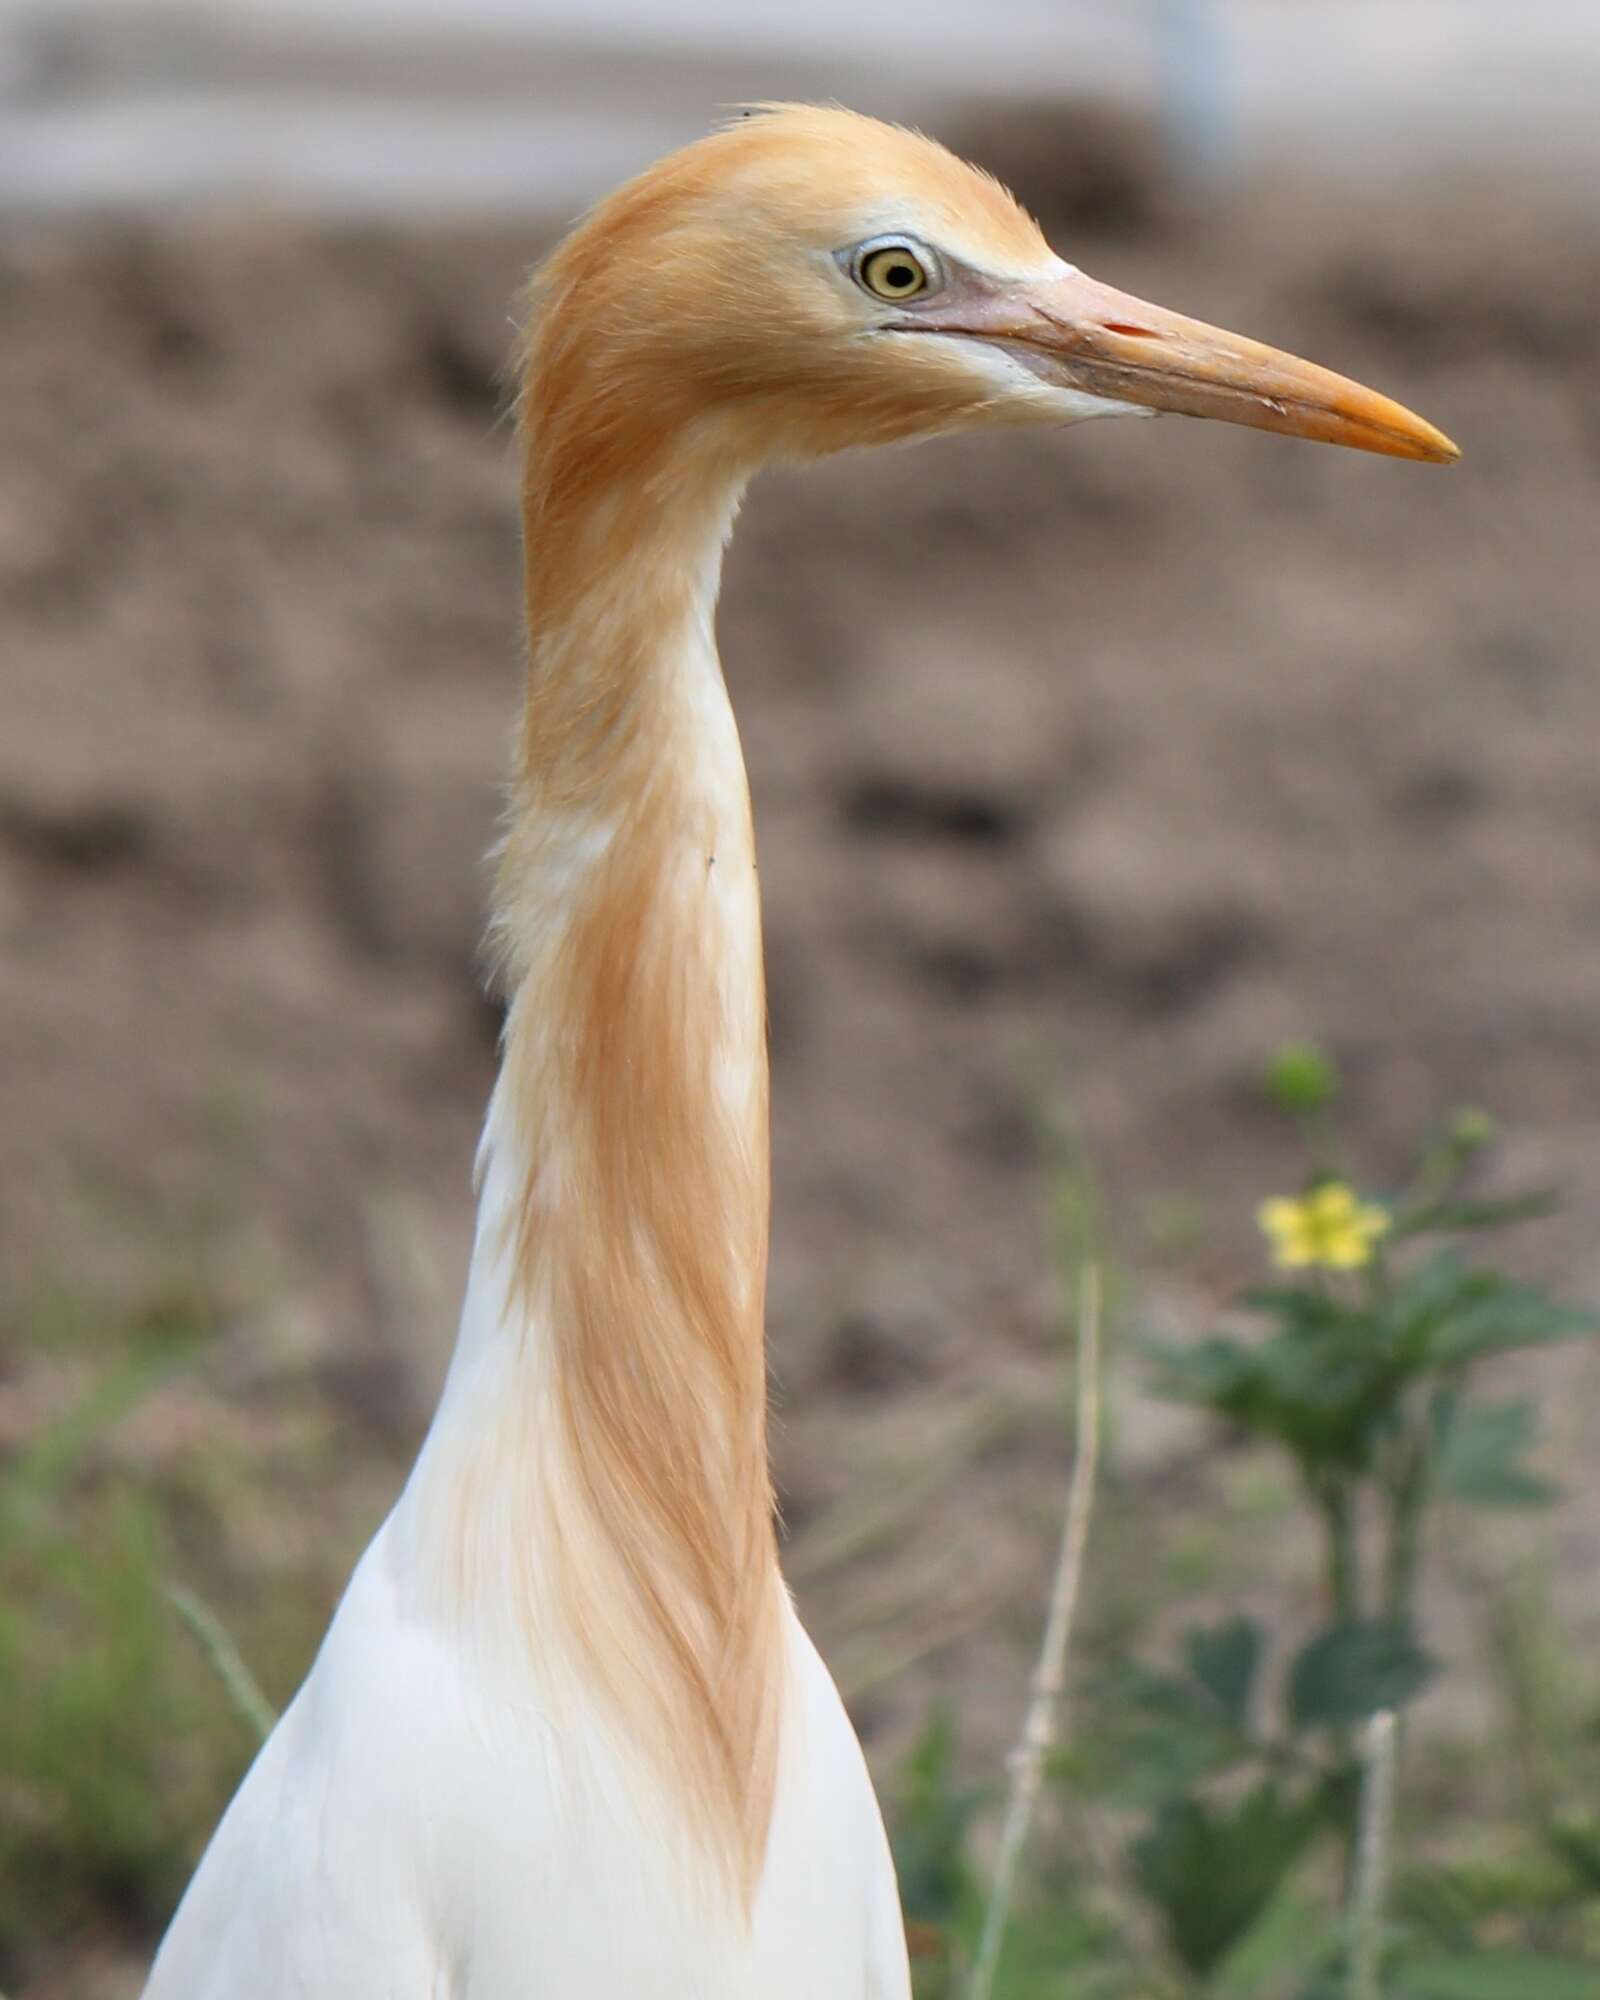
4 110 1600 1989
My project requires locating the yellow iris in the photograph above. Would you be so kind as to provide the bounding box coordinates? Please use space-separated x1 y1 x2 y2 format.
1256 1182 1390 1272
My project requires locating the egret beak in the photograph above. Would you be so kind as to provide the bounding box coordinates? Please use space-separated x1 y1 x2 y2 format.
924 266 1460 464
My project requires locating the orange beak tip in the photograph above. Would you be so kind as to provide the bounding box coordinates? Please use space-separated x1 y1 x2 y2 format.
1011 270 1462 470
1389 423 1461 467
1373 403 1460 465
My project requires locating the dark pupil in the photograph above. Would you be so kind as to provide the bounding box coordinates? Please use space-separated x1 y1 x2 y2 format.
883 260 916 289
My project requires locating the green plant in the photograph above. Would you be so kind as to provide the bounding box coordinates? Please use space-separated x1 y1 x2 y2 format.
0 1279 264 1983
0 1331 190 1966
1088 1049 1598 1993
919 1046 1600 1999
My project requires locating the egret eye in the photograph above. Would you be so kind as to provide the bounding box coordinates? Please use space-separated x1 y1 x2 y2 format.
855 241 934 302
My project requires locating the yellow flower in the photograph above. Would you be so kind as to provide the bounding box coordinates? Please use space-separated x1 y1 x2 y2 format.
1257 1182 1390 1272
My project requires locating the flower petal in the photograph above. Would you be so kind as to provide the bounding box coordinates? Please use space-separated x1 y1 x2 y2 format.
1309 1182 1358 1227
1257 1196 1305 1239
1322 1233 1371 1270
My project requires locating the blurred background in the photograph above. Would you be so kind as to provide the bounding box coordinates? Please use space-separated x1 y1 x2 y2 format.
4 3 1600 1995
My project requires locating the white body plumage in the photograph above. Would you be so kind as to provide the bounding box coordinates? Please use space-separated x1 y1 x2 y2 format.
144 1092 910 1999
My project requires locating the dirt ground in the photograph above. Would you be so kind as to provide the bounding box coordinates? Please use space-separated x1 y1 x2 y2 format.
4 108 1600 1987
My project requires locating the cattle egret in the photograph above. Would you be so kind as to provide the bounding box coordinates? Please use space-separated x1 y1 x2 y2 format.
143 105 1456 1999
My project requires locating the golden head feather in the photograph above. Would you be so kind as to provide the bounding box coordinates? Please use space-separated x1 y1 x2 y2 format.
518 101 1457 483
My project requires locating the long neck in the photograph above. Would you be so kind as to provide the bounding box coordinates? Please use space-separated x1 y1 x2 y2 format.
411 427 782 1900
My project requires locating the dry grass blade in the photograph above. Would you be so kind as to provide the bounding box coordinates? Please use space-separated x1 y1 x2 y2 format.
786 1391 1023 1584
169 1584 278 1746
968 1263 1104 2000
1348 1708 1398 2000
833 1593 1009 1705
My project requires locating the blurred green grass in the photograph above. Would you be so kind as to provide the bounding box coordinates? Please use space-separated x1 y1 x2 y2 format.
0 1252 350 1989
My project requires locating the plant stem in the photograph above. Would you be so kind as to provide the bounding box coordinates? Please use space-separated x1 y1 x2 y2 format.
969 1266 1104 2000
1317 1475 1364 1891
1348 1709 1398 2000
1301 1103 1341 1179
1321 1479 1362 1623
1383 1435 1429 1627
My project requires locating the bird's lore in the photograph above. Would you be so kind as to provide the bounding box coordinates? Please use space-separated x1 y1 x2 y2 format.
142 104 1455 2000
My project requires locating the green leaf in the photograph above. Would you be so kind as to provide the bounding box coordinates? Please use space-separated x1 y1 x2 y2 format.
971 1888 1136 2000
1390 1189 1560 1240
1399 1847 1594 1928
1147 1317 1395 1472
1547 1811 1600 1894
1288 1620 1437 1730
1066 1664 1243 1806
1394 1954 1600 2000
1184 1616 1263 1732
1238 1288 1358 1338
1125 1721 1237 1804
1152 1242 1594 1486
1131 1783 1321 1979
889 1705 987 1928
1395 1255 1598 1367
1146 1334 1256 1402
1204 1888 1340 1998
1437 1399 1557 1508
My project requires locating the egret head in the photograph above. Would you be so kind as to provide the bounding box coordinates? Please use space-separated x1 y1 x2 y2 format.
522 104 1458 482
